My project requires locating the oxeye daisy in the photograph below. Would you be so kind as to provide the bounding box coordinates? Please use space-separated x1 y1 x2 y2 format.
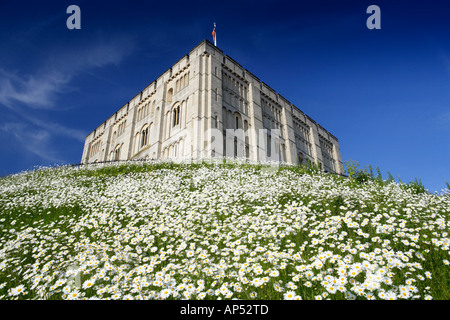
82 280 95 289
8 285 26 297
283 291 296 300
68 290 80 300
270 270 279 277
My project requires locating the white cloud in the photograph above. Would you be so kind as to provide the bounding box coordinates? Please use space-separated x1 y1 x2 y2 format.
0 70 71 109
1 122 64 163
26 116 87 143
0 36 135 110
0 35 135 163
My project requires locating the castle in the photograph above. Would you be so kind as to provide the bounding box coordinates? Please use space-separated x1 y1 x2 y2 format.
81 39 343 174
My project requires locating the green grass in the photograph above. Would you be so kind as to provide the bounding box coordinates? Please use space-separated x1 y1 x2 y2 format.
0 159 449 300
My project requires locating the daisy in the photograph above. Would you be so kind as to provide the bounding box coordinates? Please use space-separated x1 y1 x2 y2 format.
283 291 296 300
384 291 397 300
160 289 172 299
67 290 80 300
8 285 26 297
82 279 95 289
270 270 280 277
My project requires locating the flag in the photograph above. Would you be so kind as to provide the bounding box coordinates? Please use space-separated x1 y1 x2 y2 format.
212 23 216 46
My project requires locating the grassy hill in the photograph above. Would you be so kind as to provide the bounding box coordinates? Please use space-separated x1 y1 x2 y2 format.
0 159 449 300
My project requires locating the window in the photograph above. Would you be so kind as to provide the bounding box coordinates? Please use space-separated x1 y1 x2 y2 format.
90 140 101 156
114 144 121 161
172 105 180 127
167 88 173 103
140 127 149 148
298 152 303 165
173 143 178 157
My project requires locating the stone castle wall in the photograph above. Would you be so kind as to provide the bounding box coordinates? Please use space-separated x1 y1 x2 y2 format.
81 40 343 174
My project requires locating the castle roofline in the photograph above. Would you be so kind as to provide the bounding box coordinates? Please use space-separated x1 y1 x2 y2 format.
85 39 339 142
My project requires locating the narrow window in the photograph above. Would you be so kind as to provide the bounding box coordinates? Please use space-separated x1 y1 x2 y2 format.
298 152 303 165
167 88 173 103
172 106 180 127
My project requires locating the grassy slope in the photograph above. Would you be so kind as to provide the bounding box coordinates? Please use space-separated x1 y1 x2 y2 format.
0 159 449 300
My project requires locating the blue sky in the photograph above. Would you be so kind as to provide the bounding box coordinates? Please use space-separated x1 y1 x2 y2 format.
0 0 449 193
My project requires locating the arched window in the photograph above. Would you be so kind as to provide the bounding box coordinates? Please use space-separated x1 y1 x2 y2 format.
140 126 149 148
281 143 286 162
298 152 304 165
114 144 121 161
167 88 173 103
234 112 242 130
173 142 178 157
172 105 180 127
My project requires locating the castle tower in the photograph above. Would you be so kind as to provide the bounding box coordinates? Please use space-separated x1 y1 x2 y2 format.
81 40 343 174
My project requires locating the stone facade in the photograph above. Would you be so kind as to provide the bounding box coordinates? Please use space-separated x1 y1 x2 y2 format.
81 39 343 174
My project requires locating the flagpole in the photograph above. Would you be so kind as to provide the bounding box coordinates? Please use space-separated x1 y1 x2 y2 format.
213 22 217 46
